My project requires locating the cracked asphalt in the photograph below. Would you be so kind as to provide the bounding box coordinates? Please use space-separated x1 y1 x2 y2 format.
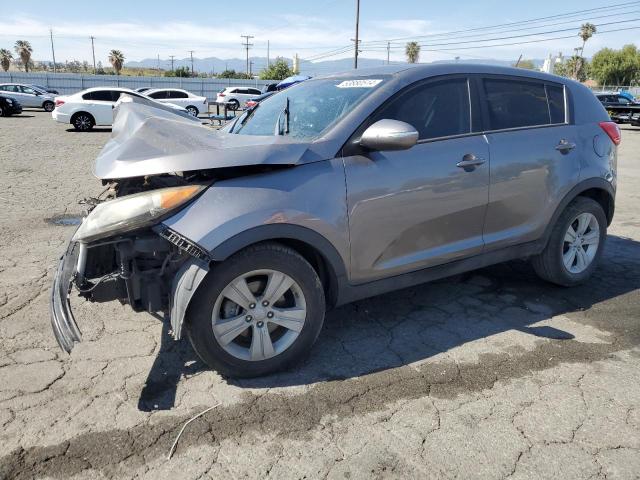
1 111 639 480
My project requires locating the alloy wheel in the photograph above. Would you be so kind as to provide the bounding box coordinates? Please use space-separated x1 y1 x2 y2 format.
75 115 92 131
562 212 600 274
186 106 198 117
211 269 307 361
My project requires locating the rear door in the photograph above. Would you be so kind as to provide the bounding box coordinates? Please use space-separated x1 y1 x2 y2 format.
479 76 579 251
84 90 116 125
166 90 189 107
1 85 30 106
344 75 490 282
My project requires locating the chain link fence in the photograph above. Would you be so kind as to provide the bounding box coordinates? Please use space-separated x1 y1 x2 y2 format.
0 72 272 99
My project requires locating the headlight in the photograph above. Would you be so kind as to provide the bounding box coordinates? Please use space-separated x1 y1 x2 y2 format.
73 185 205 243
6 98 13 104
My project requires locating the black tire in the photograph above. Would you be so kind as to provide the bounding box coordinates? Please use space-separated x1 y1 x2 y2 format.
228 99 239 111
43 101 55 112
532 196 607 286
186 106 199 117
187 242 326 378
0 106 4 117
71 112 95 131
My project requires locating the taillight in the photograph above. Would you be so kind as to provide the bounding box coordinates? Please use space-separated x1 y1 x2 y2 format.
246 100 257 108
599 121 621 145
218 93 225 97
55 99 65 107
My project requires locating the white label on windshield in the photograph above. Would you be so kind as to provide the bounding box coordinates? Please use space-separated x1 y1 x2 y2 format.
336 79 383 88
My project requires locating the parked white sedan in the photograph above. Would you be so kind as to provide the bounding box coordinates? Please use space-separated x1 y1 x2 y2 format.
52 87 192 131
0 83 57 111
144 88 207 117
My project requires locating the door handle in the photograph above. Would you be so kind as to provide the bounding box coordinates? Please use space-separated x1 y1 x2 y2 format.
457 153 485 171
555 139 576 153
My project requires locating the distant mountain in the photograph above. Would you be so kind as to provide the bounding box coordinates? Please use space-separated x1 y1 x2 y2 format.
125 56 545 77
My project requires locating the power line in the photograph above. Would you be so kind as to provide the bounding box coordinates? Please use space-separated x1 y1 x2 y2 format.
367 0 640 44
372 18 640 50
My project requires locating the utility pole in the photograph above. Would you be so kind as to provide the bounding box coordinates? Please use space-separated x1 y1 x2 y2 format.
353 0 360 69
49 29 57 74
386 41 390 65
241 35 254 76
90 36 96 74
188 50 195 76
169 55 175 72
249 60 253 77
157 54 160 74
267 40 270 66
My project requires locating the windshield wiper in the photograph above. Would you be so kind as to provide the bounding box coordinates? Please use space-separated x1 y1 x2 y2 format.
274 97 290 135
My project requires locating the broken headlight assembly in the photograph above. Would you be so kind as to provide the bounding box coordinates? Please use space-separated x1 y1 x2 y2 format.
72 184 206 243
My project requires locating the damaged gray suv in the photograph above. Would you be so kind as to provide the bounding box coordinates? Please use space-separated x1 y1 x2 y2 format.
52 64 619 377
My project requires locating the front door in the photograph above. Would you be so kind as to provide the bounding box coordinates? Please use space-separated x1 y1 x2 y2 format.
343 76 490 283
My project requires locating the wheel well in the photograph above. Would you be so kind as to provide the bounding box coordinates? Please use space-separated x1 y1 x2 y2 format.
239 239 339 309
186 105 199 113
42 100 53 106
70 111 95 124
578 188 614 225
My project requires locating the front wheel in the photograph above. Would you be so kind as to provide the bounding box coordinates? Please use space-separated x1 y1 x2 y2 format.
532 197 607 286
187 243 326 378
0 106 4 117
43 101 55 112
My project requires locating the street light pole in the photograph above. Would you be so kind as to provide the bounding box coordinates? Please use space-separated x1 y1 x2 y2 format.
50 29 57 74
90 36 96 74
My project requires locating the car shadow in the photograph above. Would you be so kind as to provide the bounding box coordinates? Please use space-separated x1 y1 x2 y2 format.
5 115 35 118
64 128 112 133
137 234 640 410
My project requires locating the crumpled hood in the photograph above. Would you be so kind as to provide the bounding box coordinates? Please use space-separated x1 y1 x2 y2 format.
93 96 313 179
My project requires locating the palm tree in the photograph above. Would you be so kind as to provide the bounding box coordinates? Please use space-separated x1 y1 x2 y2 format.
579 23 597 56
0 49 12 72
405 41 420 64
14 40 33 72
108 50 125 75
574 23 596 79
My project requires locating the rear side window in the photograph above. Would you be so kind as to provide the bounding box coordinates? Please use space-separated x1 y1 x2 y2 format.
83 90 113 101
148 91 167 99
372 78 471 140
167 90 188 99
483 79 550 130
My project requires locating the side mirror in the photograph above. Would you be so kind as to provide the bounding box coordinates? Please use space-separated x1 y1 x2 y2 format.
360 119 419 151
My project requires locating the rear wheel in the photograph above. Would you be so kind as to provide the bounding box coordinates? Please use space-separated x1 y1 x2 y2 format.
228 99 239 111
43 101 55 112
186 106 199 117
187 242 326 378
0 106 4 117
71 112 95 131
532 197 607 286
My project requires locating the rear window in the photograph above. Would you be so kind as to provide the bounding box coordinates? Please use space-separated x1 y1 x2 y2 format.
483 78 566 130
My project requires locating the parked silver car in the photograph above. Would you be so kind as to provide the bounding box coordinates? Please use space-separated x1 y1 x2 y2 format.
51 64 618 377
0 83 56 111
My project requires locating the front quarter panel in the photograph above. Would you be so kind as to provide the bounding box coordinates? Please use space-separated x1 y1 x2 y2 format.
161 158 350 271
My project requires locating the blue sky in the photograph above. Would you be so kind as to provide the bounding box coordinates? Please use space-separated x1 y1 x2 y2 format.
1 0 638 65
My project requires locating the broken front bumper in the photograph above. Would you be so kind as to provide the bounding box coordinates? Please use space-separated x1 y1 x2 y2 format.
50 241 82 353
